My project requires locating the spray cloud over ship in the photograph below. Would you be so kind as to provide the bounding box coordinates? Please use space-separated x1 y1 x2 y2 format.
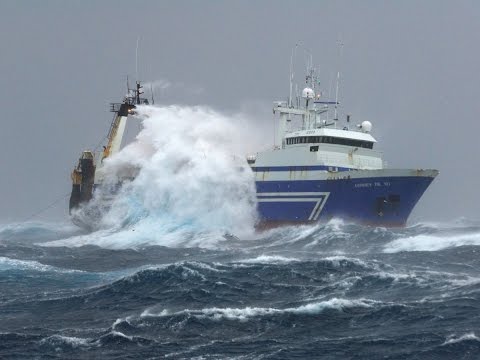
68 104 262 248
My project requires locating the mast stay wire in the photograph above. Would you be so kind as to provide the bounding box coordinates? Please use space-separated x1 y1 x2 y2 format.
0 192 71 243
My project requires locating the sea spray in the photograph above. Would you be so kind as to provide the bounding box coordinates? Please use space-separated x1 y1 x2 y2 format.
64 105 263 248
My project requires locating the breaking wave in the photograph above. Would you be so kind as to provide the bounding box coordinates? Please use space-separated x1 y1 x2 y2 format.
383 231 480 253
0 256 81 273
35 215 480 255
140 298 379 321
442 332 480 346
58 105 268 249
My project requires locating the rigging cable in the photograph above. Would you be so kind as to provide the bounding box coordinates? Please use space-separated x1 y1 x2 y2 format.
0 192 71 243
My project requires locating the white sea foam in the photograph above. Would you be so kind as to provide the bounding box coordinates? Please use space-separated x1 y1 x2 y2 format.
39 335 91 348
383 232 480 253
446 276 480 288
107 330 134 341
238 255 299 264
187 261 225 272
442 332 480 345
262 218 355 250
0 256 84 273
322 256 374 269
111 316 135 331
323 218 348 232
44 105 267 249
263 223 323 247
141 298 378 322
122 262 207 283
290 298 377 313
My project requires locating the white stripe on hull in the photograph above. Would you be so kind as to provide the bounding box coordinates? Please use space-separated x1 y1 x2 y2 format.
254 168 438 182
257 192 330 222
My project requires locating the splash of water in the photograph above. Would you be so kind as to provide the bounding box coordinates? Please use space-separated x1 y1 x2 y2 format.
383 231 480 253
60 105 264 249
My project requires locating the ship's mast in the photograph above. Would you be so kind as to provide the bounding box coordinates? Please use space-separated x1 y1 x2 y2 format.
273 46 351 148
333 37 344 123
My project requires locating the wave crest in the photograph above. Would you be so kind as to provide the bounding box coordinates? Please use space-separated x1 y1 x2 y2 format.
52 105 265 249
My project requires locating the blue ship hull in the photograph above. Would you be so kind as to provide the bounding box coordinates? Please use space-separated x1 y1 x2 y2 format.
255 170 437 227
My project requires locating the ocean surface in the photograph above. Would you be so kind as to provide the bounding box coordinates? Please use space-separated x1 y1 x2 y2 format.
1 219 480 359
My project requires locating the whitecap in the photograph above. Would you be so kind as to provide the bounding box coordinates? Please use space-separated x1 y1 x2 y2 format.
39 335 91 348
383 232 480 253
442 332 480 345
141 297 379 322
237 255 299 264
0 256 85 274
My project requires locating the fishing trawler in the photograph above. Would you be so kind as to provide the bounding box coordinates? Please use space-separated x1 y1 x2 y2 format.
252 66 437 227
69 68 437 228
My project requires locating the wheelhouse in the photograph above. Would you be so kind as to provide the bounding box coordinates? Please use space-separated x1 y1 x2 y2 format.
285 135 374 149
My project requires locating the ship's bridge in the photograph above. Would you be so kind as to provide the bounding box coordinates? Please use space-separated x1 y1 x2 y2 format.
285 128 377 149
253 126 383 171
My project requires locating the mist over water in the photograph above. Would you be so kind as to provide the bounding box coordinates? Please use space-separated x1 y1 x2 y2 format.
2 105 480 359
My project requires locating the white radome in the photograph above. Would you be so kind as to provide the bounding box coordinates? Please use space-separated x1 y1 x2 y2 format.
301 87 315 99
360 120 372 133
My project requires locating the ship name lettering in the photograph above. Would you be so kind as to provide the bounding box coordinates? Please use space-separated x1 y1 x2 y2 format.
354 183 372 188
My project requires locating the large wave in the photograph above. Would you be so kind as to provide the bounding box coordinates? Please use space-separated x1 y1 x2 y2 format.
56 105 266 249
383 230 480 253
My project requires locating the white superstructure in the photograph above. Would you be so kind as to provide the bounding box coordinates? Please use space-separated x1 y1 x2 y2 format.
251 59 437 227
252 65 383 172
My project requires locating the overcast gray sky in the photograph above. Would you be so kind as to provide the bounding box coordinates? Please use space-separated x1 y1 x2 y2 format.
0 0 478 223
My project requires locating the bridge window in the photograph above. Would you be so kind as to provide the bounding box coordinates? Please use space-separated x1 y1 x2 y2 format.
286 136 373 148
